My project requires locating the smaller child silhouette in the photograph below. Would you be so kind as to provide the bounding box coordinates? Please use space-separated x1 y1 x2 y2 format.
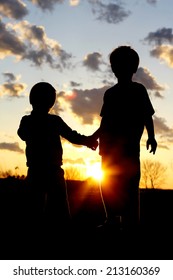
92 46 157 232
17 82 98 235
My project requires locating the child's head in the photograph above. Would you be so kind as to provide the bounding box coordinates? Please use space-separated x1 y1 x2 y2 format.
109 46 139 80
29 82 56 112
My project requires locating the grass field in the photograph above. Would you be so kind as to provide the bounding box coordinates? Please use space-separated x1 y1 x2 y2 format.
0 176 173 260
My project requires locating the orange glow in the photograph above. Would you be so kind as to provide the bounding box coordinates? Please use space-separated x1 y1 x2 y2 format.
86 162 103 181
65 90 77 100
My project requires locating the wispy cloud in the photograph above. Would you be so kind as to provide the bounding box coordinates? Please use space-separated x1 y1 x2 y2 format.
0 72 27 97
0 0 28 19
0 19 72 69
141 114 173 150
154 115 173 135
153 115 173 149
55 86 108 124
150 45 173 68
70 81 82 87
83 52 104 71
144 28 173 45
89 0 130 24
53 64 166 124
0 142 24 153
69 0 80 6
133 67 165 98
63 157 85 165
0 19 25 58
144 28 173 68
3 72 16 82
29 0 64 11
146 0 158 5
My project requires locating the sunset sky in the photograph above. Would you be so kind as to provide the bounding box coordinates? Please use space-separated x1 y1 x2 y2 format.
0 0 173 188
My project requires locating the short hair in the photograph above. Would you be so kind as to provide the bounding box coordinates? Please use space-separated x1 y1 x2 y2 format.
29 82 56 109
109 46 139 73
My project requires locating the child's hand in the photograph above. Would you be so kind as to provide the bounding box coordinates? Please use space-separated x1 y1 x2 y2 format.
146 138 157 154
86 136 98 150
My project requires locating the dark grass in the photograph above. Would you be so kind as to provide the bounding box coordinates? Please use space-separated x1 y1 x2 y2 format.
0 177 173 260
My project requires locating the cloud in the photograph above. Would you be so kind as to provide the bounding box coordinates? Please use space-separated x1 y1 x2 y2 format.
55 86 108 124
0 19 72 69
143 115 173 150
0 0 28 19
69 0 80 6
83 52 103 71
0 82 27 97
0 0 79 18
12 20 72 68
70 81 82 87
3 72 16 82
0 19 25 58
29 0 64 11
146 0 158 4
154 115 172 135
143 28 173 68
89 0 130 24
54 65 166 124
153 115 173 148
0 142 24 153
144 28 173 45
133 67 165 98
0 72 27 97
63 158 85 165
150 45 173 68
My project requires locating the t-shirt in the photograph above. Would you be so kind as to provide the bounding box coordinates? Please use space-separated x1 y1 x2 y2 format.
99 81 155 158
18 111 86 167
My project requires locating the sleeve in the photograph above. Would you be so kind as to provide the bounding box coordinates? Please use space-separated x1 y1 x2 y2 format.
17 116 30 141
142 85 155 117
100 90 109 117
57 116 88 146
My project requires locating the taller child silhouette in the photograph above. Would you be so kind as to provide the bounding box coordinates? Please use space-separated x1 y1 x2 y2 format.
92 46 157 232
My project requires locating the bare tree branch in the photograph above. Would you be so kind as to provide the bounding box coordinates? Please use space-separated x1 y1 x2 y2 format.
140 159 167 189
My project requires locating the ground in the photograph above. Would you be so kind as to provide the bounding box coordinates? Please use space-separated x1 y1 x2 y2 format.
0 177 173 260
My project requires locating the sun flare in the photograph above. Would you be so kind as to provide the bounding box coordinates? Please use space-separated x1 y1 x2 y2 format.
86 162 103 181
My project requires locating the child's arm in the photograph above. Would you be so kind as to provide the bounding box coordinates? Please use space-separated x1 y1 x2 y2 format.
85 128 100 150
90 128 100 139
17 116 29 141
145 116 157 154
59 117 98 150
84 128 100 150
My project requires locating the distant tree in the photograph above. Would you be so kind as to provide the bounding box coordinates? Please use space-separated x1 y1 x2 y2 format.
0 170 11 178
140 159 167 189
64 165 85 181
0 166 25 179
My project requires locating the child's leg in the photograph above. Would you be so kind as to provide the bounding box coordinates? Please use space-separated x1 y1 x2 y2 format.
101 156 140 231
101 157 124 224
46 168 71 230
120 160 141 233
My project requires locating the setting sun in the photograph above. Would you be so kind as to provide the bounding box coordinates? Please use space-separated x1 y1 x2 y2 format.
86 162 103 181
